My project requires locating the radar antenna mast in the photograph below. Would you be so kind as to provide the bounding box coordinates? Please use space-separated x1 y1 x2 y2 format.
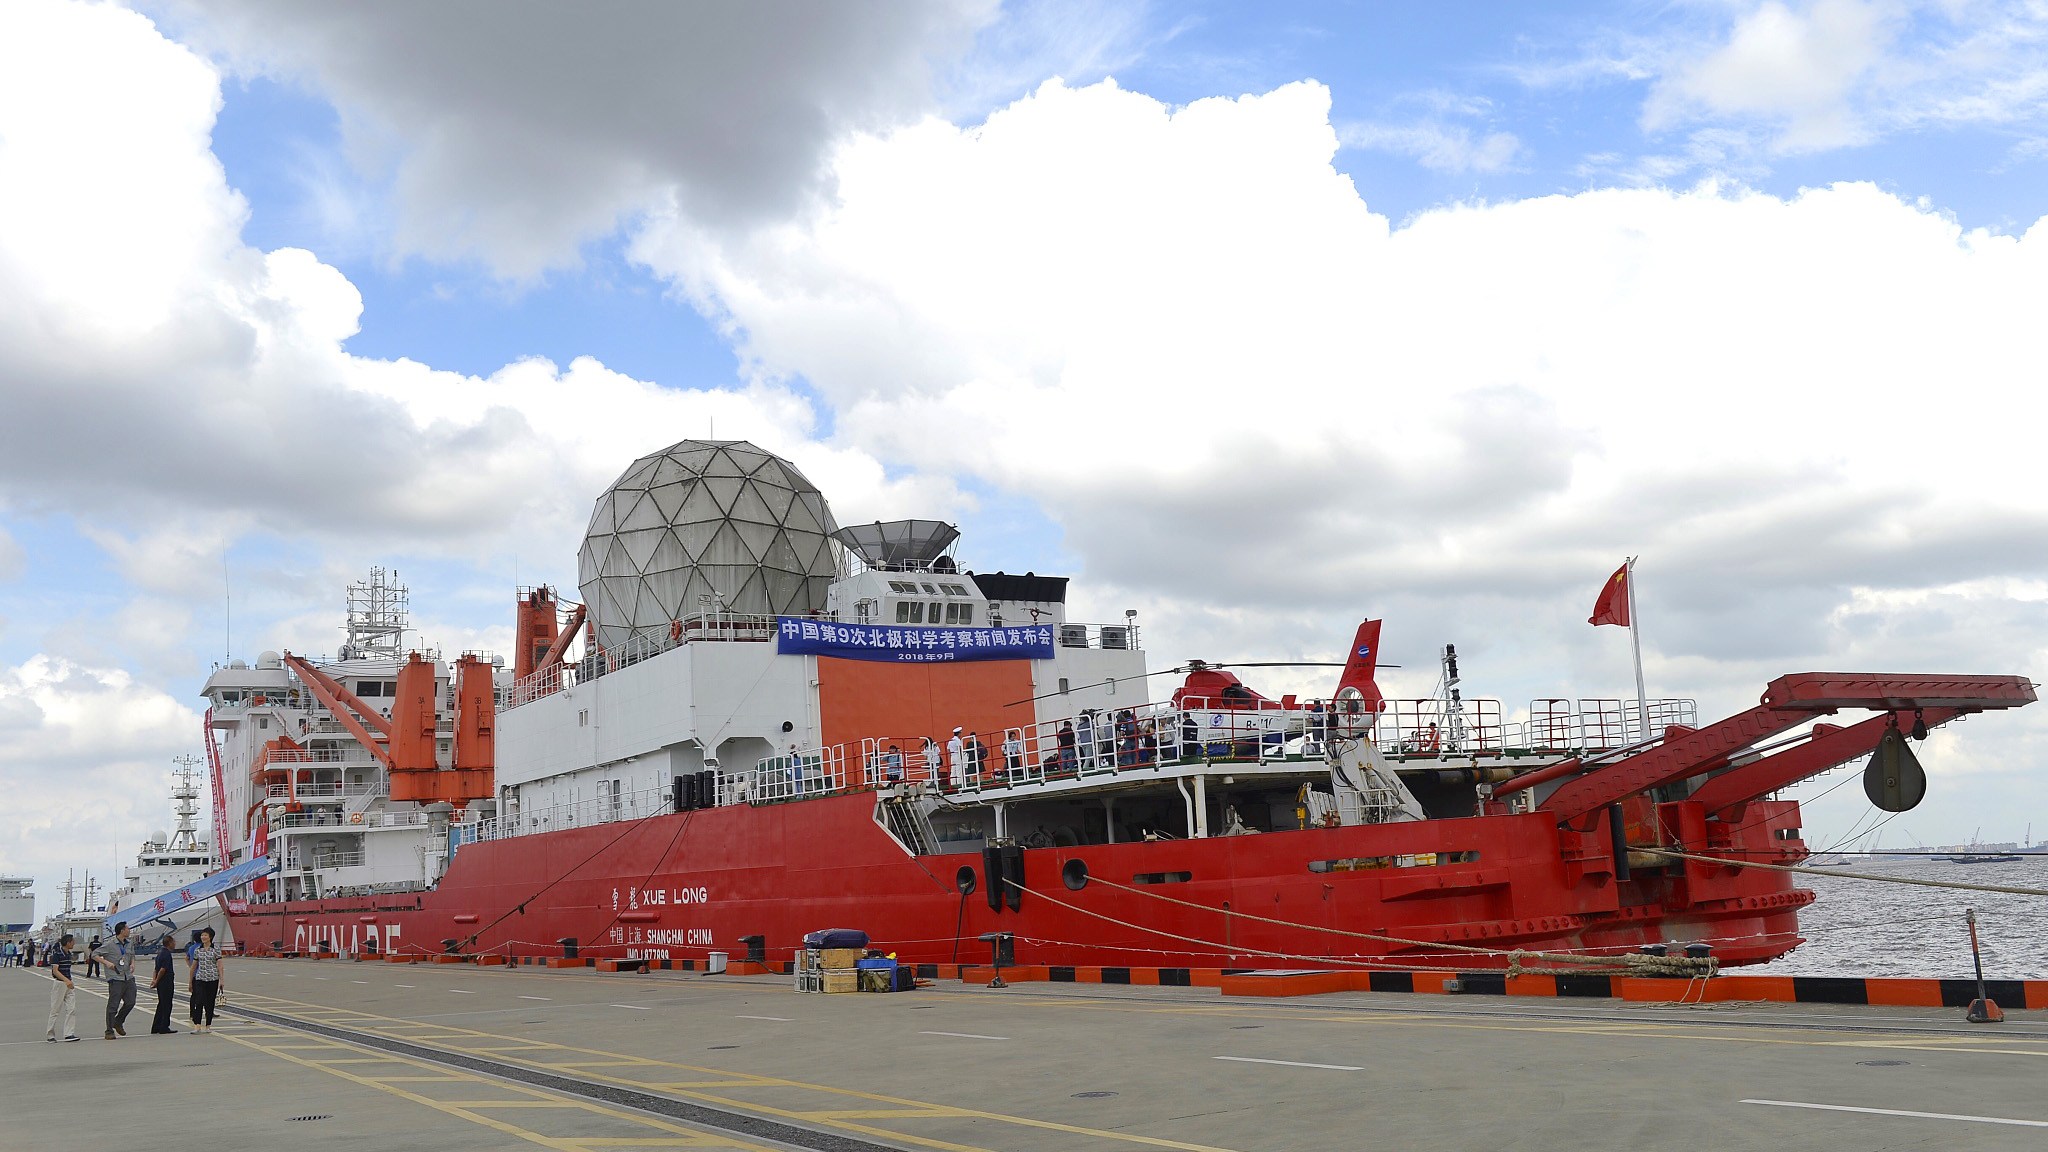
169 754 203 852
342 567 410 659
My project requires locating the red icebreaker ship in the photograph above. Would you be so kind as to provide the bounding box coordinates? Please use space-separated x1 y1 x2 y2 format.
209 441 2035 978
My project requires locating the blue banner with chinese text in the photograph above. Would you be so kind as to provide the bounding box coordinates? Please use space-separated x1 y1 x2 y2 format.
777 617 1055 663
102 853 277 931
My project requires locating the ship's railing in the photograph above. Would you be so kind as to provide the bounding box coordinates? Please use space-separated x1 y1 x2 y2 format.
281 851 365 871
732 693 1703 806
265 747 383 766
272 809 430 830
505 610 785 708
267 780 388 801
1507 698 1697 751
266 774 389 795
478 784 674 840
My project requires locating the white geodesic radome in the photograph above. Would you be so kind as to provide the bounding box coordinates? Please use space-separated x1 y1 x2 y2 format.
578 440 842 650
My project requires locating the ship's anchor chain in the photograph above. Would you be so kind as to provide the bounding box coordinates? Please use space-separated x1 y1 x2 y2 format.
1037 873 1721 978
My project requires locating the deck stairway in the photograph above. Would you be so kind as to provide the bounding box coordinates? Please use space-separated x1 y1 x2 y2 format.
880 793 942 856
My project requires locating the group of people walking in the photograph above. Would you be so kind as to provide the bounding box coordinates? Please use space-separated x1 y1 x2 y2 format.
40 921 225 1043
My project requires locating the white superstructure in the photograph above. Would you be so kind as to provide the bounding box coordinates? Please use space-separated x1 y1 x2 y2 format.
205 568 506 903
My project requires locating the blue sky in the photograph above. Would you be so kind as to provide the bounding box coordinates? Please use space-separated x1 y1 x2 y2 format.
203 1 2048 433
5 0 2048 893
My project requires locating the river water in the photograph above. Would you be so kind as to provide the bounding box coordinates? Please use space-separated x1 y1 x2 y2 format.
1748 857 2048 980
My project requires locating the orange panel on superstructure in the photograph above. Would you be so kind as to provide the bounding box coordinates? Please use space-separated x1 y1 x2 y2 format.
815 657 1038 751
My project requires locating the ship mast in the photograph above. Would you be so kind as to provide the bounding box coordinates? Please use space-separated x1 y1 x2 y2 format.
341 566 410 660
169 754 203 852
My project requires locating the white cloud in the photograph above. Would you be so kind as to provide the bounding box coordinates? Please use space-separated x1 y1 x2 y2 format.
0 0 971 883
0 0 945 556
0 525 22 581
1340 120 1521 173
1646 0 1894 151
0 655 203 894
632 75 2048 844
152 0 997 278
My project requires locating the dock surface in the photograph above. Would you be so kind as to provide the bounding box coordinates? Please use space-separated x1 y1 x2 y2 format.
9 959 2048 1150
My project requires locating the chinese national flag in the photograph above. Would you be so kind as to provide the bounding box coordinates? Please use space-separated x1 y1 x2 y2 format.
1589 563 1630 627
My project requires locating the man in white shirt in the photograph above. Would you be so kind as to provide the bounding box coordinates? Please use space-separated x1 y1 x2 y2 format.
946 727 967 792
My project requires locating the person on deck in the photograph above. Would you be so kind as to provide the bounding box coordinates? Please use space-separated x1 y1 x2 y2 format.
1076 711 1096 771
946 728 966 792
1115 710 1138 767
1056 722 1077 774
1002 729 1025 781
148 933 180 1034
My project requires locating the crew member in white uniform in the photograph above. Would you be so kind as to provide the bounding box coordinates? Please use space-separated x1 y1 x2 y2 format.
947 727 967 792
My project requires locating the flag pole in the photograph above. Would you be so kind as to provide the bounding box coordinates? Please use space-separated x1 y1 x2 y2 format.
1626 555 1650 742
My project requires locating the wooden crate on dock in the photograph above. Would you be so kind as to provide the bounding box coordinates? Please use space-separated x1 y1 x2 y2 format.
819 947 862 969
822 971 860 994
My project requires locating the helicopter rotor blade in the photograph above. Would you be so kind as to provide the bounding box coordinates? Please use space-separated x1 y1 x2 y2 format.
1209 661 1404 669
1004 664 1202 707
1004 658 1405 707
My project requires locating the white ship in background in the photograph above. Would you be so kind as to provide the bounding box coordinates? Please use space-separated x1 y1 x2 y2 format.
36 872 106 949
99 757 230 944
1 876 33 936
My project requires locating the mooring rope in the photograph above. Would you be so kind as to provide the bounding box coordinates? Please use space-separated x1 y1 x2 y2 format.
1016 875 1715 978
1637 847 2048 899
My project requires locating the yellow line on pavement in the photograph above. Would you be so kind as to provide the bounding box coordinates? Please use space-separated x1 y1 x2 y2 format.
238 989 1244 1152
213 1020 776 1151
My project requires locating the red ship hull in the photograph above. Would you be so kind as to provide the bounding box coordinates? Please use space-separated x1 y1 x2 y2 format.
228 789 1813 971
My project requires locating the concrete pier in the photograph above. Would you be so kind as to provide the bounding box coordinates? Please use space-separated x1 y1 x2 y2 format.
9 959 2048 1150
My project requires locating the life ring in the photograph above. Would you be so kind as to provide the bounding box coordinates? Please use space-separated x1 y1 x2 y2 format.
349 812 364 824
669 619 683 643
